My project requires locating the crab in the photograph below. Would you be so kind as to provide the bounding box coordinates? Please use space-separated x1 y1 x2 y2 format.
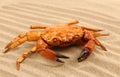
4 20 109 70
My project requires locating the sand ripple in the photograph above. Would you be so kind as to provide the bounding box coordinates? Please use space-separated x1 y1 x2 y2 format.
0 1 120 77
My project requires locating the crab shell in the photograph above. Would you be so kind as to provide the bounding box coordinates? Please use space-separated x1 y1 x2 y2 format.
41 25 84 47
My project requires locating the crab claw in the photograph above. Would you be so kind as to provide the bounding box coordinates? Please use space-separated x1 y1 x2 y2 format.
56 54 69 63
56 58 64 63
56 54 69 59
78 48 90 62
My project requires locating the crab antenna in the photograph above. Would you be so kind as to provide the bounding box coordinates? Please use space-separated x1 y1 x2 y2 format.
66 20 79 25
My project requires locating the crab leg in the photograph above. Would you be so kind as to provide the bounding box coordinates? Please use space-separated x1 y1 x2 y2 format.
94 38 107 51
37 38 69 63
81 26 103 32
16 46 36 70
4 31 41 53
94 32 109 37
66 20 79 25
30 25 47 29
84 31 108 50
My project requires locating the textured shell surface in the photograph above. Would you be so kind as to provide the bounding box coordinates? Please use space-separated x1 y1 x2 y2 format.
41 25 83 46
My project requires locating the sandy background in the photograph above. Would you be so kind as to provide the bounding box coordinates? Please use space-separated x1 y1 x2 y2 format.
0 0 120 77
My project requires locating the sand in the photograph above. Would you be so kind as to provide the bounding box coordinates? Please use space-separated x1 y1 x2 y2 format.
0 0 120 77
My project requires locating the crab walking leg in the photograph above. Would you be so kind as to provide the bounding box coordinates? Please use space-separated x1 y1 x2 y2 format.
94 32 109 37
94 32 109 51
66 20 79 25
81 26 103 32
16 46 36 70
94 38 107 51
30 25 47 29
5 33 26 49
37 39 69 63
84 31 108 51
4 31 41 53
78 40 95 62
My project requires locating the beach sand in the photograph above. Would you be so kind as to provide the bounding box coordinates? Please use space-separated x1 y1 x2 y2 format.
0 0 120 77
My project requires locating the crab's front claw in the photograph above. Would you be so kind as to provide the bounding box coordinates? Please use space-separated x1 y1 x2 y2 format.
56 54 69 59
56 53 69 63
38 48 69 63
56 54 69 63
78 48 90 62
56 58 64 63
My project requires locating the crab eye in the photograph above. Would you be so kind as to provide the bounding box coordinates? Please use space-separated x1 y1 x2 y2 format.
72 35 80 41
52 38 58 42
74 35 80 38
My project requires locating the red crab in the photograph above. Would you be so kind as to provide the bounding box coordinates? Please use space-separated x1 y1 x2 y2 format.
4 20 109 70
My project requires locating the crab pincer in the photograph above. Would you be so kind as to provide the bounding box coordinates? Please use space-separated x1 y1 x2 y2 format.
56 53 69 63
39 49 69 63
36 38 69 63
78 48 90 62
